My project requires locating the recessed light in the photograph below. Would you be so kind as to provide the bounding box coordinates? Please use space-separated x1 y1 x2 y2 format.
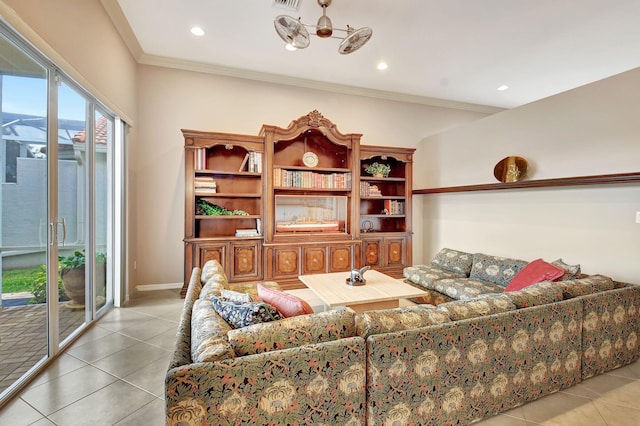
377 62 388 71
497 84 509 91
191 26 205 37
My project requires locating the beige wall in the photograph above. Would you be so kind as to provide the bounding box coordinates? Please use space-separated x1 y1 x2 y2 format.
416 68 640 283
134 64 489 286
0 0 137 122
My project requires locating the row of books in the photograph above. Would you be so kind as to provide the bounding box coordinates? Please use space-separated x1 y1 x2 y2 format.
360 182 382 197
193 149 263 173
384 200 405 215
239 152 263 173
194 176 217 194
273 168 351 189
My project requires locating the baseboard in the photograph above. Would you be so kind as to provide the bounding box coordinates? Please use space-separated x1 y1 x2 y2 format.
135 283 182 292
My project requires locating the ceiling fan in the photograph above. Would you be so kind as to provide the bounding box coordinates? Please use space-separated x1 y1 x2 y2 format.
274 0 372 54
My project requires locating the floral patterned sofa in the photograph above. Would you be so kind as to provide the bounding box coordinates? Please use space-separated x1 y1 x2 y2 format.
165 261 366 425
167 255 640 425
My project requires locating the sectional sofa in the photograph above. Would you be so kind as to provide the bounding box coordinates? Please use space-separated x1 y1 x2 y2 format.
166 253 640 425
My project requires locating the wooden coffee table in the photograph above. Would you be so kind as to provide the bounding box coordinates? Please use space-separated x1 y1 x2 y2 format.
298 270 427 314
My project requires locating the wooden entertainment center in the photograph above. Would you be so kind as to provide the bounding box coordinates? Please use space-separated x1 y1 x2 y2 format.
182 110 414 296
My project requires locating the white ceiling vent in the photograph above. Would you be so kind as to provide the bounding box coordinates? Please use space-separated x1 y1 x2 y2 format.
272 0 301 12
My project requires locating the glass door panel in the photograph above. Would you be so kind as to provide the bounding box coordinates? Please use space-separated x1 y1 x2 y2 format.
0 38 49 396
57 82 87 344
94 109 112 312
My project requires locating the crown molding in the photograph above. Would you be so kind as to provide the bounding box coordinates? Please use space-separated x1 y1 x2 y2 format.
138 53 505 115
100 0 143 61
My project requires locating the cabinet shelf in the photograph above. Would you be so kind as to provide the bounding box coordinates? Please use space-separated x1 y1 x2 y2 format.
274 187 351 192
360 196 406 200
361 214 406 218
196 193 262 198
361 176 406 182
274 165 351 173
196 170 261 177
195 215 261 220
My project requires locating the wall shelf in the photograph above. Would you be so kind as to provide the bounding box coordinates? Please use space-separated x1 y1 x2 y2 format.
413 172 640 194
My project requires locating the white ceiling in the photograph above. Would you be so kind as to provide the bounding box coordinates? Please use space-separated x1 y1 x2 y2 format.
106 0 640 111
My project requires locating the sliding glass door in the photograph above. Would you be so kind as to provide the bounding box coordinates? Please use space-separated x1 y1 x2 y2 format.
0 34 49 397
0 22 120 406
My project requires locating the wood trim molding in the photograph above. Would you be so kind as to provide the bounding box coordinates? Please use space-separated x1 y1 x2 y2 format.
413 172 640 194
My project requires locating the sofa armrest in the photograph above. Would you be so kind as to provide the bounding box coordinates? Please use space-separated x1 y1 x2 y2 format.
166 336 366 425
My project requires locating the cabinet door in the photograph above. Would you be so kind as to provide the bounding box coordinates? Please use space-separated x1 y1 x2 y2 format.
303 247 326 274
197 243 227 271
273 247 300 278
230 241 261 281
329 245 352 272
362 238 382 267
385 237 406 267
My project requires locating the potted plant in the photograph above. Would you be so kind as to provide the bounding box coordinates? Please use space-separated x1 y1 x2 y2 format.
59 250 106 308
365 162 391 178
59 250 86 308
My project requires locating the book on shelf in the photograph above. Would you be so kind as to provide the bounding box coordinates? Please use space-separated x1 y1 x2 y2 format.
235 228 260 237
383 199 404 215
239 153 250 171
360 181 382 197
194 148 206 169
194 176 217 193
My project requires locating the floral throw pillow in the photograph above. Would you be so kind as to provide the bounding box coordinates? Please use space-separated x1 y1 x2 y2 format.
551 258 581 280
430 248 474 276
210 295 283 329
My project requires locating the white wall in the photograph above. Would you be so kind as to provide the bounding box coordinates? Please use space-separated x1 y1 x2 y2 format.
134 64 489 286
416 68 640 283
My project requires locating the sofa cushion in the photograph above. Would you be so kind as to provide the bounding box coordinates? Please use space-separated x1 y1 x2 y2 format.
403 265 466 290
199 272 228 299
356 305 450 338
436 294 516 320
503 281 564 308
430 248 474 276
504 259 564 292
552 258 581 280
257 283 314 317
190 299 235 363
200 259 227 283
228 280 281 301
469 253 528 287
221 289 255 304
557 275 615 299
432 278 505 300
211 295 283 329
228 308 356 356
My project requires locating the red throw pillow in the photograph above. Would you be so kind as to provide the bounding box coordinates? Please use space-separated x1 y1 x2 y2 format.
257 284 314 317
504 259 565 292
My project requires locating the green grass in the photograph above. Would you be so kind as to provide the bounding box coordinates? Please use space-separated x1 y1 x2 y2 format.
2 267 41 293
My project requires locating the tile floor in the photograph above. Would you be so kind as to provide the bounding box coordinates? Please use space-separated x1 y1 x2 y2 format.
0 288 638 425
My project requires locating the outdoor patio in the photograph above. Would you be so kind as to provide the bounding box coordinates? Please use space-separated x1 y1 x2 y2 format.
0 300 85 394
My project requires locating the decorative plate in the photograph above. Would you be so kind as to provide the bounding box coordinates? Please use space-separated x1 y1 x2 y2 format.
302 151 319 168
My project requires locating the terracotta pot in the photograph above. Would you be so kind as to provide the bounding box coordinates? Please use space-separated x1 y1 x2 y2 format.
61 267 85 308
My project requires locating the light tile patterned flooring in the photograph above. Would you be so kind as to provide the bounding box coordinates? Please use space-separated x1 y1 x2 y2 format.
0 288 639 425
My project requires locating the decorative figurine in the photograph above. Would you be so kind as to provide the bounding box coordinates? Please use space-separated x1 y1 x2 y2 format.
346 266 371 286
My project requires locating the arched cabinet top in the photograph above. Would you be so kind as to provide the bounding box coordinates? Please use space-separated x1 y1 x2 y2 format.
260 110 362 147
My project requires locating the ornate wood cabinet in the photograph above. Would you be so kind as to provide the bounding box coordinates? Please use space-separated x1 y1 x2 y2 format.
182 111 413 294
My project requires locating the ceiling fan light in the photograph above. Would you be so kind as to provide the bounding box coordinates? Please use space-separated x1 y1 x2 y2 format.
316 15 333 38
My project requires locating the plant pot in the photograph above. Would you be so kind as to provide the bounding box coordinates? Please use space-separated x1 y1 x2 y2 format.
373 173 384 178
61 267 85 309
